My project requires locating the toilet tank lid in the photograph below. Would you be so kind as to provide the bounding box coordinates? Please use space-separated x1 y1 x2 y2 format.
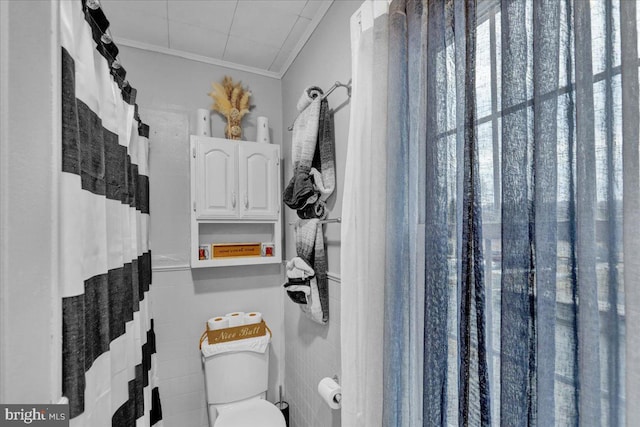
215 399 285 427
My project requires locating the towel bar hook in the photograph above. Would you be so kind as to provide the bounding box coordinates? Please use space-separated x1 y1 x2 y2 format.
287 80 352 131
322 80 352 100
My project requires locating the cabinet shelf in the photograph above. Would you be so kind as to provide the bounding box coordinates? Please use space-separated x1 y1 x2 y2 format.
190 136 282 268
191 256 282 269
195 218 278 224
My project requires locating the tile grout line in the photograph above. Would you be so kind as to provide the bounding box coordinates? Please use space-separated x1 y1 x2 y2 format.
222 0 240 60
266 0 309 72
165 0 170 48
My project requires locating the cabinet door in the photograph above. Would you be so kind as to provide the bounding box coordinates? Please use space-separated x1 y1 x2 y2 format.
196 140 237 219
238 143 280 219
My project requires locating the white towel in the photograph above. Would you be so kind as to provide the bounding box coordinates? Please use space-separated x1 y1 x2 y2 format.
201 331 271 358
286 256 315 279
292 87 323 171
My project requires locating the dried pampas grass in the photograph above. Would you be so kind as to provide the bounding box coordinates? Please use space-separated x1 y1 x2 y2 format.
208 76 252 140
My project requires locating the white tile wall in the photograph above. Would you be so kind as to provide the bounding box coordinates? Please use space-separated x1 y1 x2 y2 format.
279 1 363 425
284 278 342 427
152 267 284 427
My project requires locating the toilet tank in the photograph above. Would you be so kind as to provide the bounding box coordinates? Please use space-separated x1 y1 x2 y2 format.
203 348 270 404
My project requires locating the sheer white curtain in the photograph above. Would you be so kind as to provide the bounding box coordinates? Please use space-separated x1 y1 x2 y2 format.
340 1 389 426
381 0 638 425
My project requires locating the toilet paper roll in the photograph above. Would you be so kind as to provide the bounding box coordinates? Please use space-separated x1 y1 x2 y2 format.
256 116 270 143
244 312 262 325
207 316 228 330
225 312 245 327
196 108 211 136
318 377 342 410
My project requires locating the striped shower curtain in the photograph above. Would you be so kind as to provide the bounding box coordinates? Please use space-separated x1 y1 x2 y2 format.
60 1 162 425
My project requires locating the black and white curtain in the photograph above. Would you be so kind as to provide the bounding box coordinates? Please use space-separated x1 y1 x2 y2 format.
60 1 162 425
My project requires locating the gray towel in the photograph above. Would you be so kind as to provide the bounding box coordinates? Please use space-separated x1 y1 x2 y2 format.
283 87 323 210
294 219 329 324
311 98 336 203
297 98 336 219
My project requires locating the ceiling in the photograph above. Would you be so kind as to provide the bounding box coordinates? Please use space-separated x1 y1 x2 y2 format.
101 0 333 79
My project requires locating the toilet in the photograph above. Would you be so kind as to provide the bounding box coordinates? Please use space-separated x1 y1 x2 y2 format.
202 342 286 427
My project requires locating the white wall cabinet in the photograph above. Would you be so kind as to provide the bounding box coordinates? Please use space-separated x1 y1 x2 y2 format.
239 144 280 219
194 137 280 220
195 140 237 218
190 136 282 267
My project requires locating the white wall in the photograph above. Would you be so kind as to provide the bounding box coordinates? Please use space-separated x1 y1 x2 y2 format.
0 0 60 404
280 2 361 426
118 46 283 146
117 46 285 427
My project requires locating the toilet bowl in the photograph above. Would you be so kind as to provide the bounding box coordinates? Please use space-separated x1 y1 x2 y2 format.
209 396 285 427
202 342 285 427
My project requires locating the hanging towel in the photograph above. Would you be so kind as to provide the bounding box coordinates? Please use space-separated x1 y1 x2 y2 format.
283 87 323 210
310 97 336 203
297 99 337 219
283 86 337 217
292 219 329 324
298 97 337 219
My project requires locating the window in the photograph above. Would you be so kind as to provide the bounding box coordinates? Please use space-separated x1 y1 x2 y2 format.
442 1 629 424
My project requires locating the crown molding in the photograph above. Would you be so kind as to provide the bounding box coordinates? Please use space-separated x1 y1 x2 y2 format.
114 37 282 79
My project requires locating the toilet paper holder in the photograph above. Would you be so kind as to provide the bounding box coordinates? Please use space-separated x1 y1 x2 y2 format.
318 375 342 409
332 375 342 403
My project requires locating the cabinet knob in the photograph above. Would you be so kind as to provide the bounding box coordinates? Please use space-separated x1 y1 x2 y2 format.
244 194 249 209
232 192 236 208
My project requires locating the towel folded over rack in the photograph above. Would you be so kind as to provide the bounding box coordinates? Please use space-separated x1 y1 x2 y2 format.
283 87 336 219
284 219 329 324
284 87 323 210
283 87 334 324
310 97 336 202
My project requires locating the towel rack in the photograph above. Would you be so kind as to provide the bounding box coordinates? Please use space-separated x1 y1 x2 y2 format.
287 80 352 131
321 80 352 100
288 217 342 226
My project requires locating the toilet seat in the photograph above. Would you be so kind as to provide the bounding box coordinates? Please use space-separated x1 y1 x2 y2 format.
214 399 286 427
